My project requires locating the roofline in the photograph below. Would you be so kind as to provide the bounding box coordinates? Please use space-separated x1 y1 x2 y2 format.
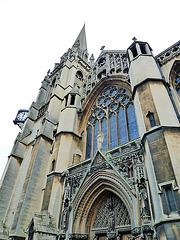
155 40 180 58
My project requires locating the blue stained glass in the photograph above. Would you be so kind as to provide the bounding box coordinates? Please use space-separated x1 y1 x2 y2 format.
105 89 110 96
177 87 180 96
94 108 99 115
176 73 180 83
101 118 108 151
112 104 118 110
177 77 180 84
111 90 117 96
98 97 105 104
123 98 129 104
104 98 111 106
99 111 105 118
127 104 139 140
93 120 99 155
117 95 123 102
118 107 128 144
86 126 92 159
89 117 95 124
110 113 118 149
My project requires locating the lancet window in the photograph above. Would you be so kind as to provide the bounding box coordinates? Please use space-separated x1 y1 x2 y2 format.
85 86 139 159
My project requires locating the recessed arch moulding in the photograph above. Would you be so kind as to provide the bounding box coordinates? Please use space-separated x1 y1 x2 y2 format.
71 170 135 235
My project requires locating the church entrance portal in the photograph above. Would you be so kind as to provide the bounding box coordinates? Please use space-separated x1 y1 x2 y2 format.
88 191 132 239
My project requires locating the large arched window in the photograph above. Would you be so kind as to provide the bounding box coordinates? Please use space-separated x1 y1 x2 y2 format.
85 86 139 158
170 61 180 96
175 71 180 95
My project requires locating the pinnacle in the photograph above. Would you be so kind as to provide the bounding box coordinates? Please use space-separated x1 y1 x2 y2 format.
72 24 88 61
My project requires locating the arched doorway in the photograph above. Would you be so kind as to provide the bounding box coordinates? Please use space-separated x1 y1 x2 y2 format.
87 191 132 240
72 170 133 240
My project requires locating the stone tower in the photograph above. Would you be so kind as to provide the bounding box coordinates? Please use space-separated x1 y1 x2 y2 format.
0 27 180 240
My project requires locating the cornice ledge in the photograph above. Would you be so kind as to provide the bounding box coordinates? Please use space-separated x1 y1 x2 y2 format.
141 125 180 144
132 77 165 99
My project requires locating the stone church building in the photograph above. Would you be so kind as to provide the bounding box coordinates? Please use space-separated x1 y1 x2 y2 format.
0 26 180 240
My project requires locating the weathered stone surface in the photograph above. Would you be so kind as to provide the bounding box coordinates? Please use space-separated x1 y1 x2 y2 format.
0 30 180 240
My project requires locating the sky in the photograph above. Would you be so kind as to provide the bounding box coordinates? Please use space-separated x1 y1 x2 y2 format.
0 0 179 179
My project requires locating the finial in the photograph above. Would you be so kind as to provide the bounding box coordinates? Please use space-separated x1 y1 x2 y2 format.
90 54 95 61
100 46 105 51
90 54 95 67
132 37 137 42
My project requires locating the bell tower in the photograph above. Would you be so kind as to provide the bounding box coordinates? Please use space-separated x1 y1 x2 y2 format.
127 40 180 239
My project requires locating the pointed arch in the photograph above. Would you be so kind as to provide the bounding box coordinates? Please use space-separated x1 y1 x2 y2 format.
169 60 180 95
80 77 139 159
72 170 134 234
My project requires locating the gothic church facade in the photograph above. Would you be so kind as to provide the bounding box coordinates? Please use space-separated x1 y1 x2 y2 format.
0 26 180 240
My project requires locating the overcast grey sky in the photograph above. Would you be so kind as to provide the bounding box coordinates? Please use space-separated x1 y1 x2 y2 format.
0 0 179 179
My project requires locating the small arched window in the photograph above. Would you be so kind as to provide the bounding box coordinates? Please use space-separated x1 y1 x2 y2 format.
76 71 83 81
85 86 139 158
76 70 83 88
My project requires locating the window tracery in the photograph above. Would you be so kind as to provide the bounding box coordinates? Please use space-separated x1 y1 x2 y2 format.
92 193 130 229
170 61 180 96
80 51 129 105
85 86 139 158
175 71 180 95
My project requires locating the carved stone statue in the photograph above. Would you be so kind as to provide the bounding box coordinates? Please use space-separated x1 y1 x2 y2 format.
108 196 115 232
97 131 104 151
108 209 115 232
139 184 150 217
61 198 69 231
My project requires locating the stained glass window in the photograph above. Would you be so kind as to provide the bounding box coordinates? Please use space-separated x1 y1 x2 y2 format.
85 86 139 159
127 104 139 140
86 126 92 159
178 88 180 95
176 71 180 96
110 113 118 149
118 107 128 144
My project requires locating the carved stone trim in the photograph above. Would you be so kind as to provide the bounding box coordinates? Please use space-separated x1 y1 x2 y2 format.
156 40 180 66
69 233 88 240
131 227 141 237
80 51 129 105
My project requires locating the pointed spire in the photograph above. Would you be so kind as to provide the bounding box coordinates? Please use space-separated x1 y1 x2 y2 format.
72 24 88 62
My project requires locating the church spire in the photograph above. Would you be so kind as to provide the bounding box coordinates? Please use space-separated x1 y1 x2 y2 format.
72 24 88 62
